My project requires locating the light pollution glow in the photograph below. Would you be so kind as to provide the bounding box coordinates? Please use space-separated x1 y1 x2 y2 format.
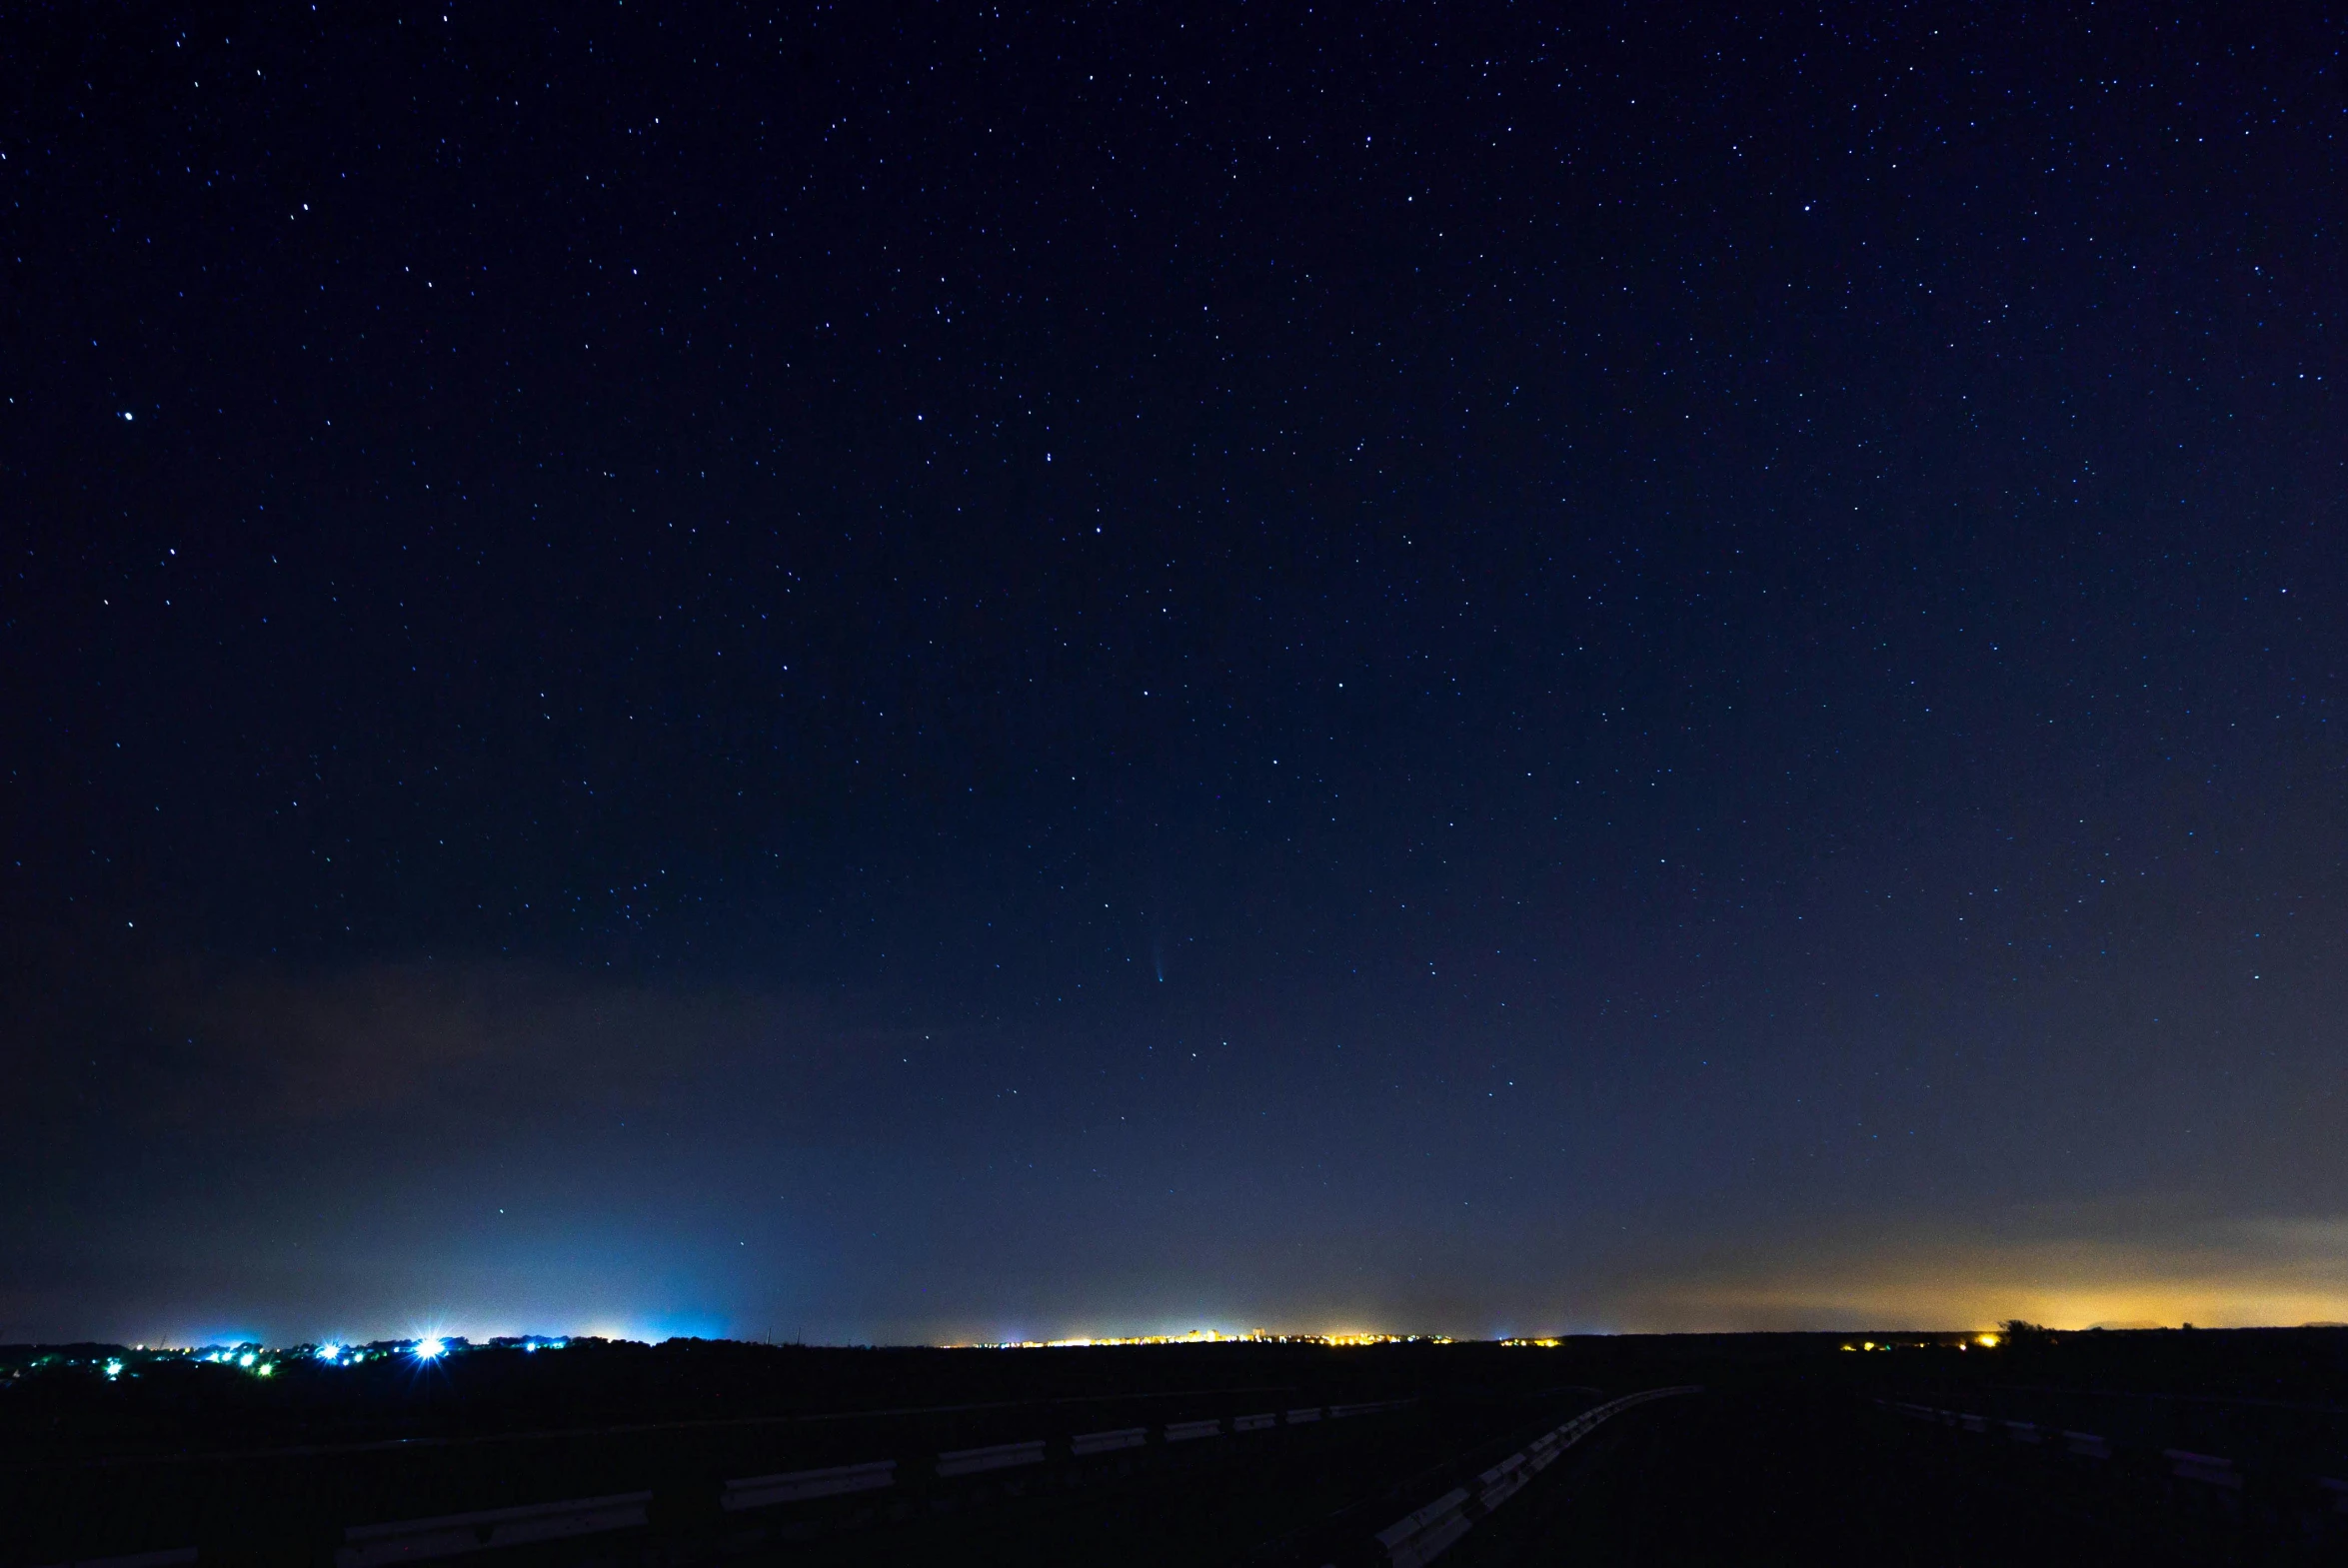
112 1210 2348 1347
1623 1214 2348 1332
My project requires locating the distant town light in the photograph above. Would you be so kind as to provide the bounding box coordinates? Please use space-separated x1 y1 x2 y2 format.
957 1328 1449 1349
414 1338 446 1360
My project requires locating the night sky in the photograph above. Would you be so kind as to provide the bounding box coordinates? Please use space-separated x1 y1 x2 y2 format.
5 6 2343 1347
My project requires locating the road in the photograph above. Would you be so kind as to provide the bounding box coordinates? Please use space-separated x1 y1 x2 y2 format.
1440 1387 2301 1567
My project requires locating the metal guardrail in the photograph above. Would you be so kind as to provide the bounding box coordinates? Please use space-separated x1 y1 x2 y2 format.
336 1492 652 1568
936 1439 1047 1477
1885 1399 2115 1460
1072 1425 1149 1456
721 1458 897 1510
1880 1398 2348 1511
2064 1429 2111 1460
320 1395 1425 1564
2166 1448 2242 1491
1375 1487 1477 1568
1371 1386 1701 1568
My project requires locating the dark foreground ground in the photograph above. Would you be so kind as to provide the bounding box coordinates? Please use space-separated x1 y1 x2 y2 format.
6 1329 2346 1565
1446 1386 2322 1567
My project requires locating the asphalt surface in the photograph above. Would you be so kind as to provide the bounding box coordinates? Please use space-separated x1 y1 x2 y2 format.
1442 1388 2316 1568
735 1387 2286 1567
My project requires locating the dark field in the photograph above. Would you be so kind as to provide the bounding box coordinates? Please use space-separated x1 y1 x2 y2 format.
7 1330 2346 1566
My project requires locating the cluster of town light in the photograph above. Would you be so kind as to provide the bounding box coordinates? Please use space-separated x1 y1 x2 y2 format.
10 1336 585 1389
372 1336 567 1360
1837 1334 2003 1352
84 1336 580 1378
967 1329 1454 1349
